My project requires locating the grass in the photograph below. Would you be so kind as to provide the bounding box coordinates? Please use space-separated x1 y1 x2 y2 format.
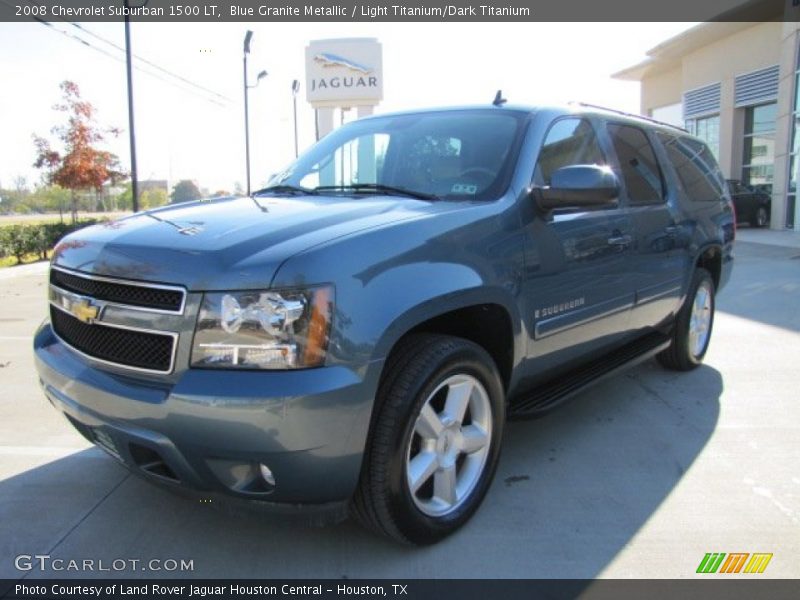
0 251 51 268
0 212 126 226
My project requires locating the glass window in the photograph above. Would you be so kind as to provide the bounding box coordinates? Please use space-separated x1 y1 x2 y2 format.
742 102 776 192
606 123 664 204
533 118 605 186
657 133 725 202
685 115 720 160
788 54 800 228
272 110 525 201
393 135 464 191
795 72 800 113
747 103 777 134
300 133 389 190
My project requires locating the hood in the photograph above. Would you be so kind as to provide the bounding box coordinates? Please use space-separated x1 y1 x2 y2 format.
52 195 445 290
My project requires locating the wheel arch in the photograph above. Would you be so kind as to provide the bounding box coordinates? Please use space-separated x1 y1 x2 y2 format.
371 288 522 395
694 243 723 290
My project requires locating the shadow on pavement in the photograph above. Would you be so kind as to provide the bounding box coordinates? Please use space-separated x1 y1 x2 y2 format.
1 362 722 580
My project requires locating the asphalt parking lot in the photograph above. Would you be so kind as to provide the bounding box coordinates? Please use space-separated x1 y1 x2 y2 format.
1 232 798 580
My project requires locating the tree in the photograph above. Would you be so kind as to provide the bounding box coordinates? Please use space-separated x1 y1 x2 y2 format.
33 81 127 223
0 178 31 214
141 188 168 209
170 180 202 204
27 185 70 214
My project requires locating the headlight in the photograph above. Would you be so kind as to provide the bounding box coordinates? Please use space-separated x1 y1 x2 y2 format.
191 286 333 370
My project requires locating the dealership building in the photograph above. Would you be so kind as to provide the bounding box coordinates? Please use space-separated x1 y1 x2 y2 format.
614 16 800 230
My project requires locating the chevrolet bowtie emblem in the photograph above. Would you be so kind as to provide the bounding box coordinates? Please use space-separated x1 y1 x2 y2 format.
70 299 100 324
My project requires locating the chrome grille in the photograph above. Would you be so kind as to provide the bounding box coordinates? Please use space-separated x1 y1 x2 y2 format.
50 305 176 373
50 267 185 313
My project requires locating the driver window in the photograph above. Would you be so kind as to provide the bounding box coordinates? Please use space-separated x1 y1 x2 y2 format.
300 133 389 189
533 118 606 186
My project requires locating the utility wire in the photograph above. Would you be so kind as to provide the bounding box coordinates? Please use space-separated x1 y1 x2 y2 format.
5 0 232 108
67 21 232 104
25 0 232 104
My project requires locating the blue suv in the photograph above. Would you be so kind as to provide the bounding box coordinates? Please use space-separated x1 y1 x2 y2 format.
34 103 734 544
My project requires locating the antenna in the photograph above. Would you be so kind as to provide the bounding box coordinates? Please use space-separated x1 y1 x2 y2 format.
493 90 507 106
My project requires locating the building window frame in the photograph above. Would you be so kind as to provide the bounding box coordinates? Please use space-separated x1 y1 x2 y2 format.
741 101 777 194
685 114 721 160
786 42 800 229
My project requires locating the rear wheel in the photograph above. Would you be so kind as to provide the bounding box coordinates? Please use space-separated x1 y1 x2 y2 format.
352 334 505 545
657 268 715 371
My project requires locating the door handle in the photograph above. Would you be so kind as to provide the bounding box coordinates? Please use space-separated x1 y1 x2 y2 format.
607 234 632 247
664 226 679 235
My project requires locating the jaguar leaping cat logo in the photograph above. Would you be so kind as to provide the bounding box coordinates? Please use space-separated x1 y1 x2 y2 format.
313 53 373 74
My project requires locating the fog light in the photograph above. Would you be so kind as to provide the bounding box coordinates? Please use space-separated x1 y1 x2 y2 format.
259 463 276 487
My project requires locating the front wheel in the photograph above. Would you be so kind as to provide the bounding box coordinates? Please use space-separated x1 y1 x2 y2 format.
657 268 716 371
351 334 505 545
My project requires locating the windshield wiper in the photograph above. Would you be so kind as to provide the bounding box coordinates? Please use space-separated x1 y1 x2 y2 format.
313 184 439 201
251 184 317 197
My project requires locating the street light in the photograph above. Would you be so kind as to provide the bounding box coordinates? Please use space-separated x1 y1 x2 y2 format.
291 80 300 158
243 30 267 196
123 0 149 212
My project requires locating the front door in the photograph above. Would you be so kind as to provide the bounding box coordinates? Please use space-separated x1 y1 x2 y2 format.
521 117 636 382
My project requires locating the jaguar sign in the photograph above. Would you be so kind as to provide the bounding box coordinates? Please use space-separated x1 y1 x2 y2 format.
305 38 383 107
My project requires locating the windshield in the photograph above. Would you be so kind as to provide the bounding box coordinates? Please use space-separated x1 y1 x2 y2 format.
267 109 527 201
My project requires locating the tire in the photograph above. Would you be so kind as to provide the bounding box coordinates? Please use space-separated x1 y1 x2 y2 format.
657 268 715 371
351 334 505 545
755 206 769 228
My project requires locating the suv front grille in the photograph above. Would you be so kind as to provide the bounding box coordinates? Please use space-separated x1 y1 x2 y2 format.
50 268 184 313
50 306 175 373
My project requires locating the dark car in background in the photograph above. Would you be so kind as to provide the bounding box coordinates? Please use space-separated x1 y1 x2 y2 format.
727 179 770 227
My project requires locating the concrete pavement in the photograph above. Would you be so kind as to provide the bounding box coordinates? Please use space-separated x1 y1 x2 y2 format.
0 240 798 579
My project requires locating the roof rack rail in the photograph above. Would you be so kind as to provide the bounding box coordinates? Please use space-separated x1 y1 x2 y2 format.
569 101 688 133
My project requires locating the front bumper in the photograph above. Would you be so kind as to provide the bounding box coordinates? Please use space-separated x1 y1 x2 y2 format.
33 321 380 509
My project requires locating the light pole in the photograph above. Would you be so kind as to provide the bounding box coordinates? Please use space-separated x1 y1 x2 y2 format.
291 80 300 158
243 30 267 196
123 0 148 212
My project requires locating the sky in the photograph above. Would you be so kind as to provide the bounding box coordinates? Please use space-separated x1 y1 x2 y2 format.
0 21 696 194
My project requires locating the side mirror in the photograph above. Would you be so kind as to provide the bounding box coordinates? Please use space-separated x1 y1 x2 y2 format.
533 165 619 211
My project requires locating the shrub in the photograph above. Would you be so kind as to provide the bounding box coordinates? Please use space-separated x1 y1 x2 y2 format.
0 219 101 264
0 225 37 262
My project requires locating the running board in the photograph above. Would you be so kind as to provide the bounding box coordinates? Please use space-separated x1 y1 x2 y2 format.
509 331 671 418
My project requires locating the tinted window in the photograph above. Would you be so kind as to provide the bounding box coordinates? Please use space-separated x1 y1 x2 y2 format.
657 133 725 202
272 110 524 201
606 123 664 204
533 118 605 186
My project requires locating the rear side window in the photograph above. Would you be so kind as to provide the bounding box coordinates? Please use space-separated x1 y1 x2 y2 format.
656 133 725 202
533 118 606 186
606 123 664 204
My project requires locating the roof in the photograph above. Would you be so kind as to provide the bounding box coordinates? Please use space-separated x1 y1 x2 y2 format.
359 102 688 135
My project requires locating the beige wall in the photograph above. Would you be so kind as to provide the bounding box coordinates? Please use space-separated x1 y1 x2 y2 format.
640 22 783 116
641 67 682 115
681 22 781 92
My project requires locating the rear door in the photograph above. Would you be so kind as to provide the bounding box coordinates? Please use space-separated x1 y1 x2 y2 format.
603 122 685 330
